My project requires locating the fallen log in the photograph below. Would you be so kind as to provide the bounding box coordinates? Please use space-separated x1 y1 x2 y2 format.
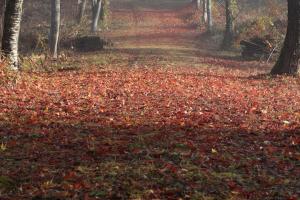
63 36 113 52
240 36 277 59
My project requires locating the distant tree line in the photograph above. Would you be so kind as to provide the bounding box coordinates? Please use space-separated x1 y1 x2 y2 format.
0 0 108 69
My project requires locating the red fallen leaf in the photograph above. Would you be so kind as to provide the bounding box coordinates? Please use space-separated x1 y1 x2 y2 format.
228 182 244 195
63 171 77 181
227 180 237 190
132 148 143 154
266 145 278 154
84 193 93 200
8 140 17 147
288 195 298 200
186 140 196 150
28 112 39 124
73 181 84 190
160 163 178 174
96 146 111 156
62 182 72 190
291 136 300 146
249 106 258 113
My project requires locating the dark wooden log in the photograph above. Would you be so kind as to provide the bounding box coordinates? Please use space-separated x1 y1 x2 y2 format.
62 36 113 52
240 36 277 59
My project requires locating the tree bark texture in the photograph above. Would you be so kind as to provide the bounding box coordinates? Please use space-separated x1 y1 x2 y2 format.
271 0 300 75
1 0 23 69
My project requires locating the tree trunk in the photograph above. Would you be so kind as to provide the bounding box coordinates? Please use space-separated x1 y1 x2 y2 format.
77 0 87 24
207 0 213 33
202 0 207 23
91 0 102 33
271 0 300 75
196 0 201 9
100 0 105 21
1 0 23 69
0 0 5 47
221 0 235 49
49 0 60 59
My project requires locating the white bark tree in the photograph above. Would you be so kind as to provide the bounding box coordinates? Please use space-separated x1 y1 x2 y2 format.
202 0 207 23
1 0 24 69
49 0 60 58
91 0 102 32
196 0 202 9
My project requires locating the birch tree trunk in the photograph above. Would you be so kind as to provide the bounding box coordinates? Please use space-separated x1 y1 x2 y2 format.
221 0 235 49
271 0 300 75
207 0 213 33
77 0 87 24
1 0 23 69
49 0 60 59
197 0 201 9
91 0 102 33
202 0 207 23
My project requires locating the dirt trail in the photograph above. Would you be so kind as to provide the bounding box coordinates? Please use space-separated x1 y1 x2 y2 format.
111 3 197 48
102 0 270 74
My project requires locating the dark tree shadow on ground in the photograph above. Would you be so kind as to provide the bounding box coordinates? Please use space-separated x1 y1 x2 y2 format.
0 119 299 199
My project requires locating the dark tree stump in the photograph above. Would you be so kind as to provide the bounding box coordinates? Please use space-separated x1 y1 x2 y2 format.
72 36 111 52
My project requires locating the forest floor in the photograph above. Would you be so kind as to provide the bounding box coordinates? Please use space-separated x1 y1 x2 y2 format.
0 0 299 199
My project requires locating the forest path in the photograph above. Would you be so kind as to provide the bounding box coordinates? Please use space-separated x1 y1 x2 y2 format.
1 1 299 199
97 0 270 74
103 0 202 68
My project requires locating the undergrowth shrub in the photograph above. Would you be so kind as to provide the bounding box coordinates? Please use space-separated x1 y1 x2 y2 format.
20 31 48 54
237 16 273 40
20 52 77 72
0 60 20 86
235 0 286 47
202 0 287 52
236 15 286 48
